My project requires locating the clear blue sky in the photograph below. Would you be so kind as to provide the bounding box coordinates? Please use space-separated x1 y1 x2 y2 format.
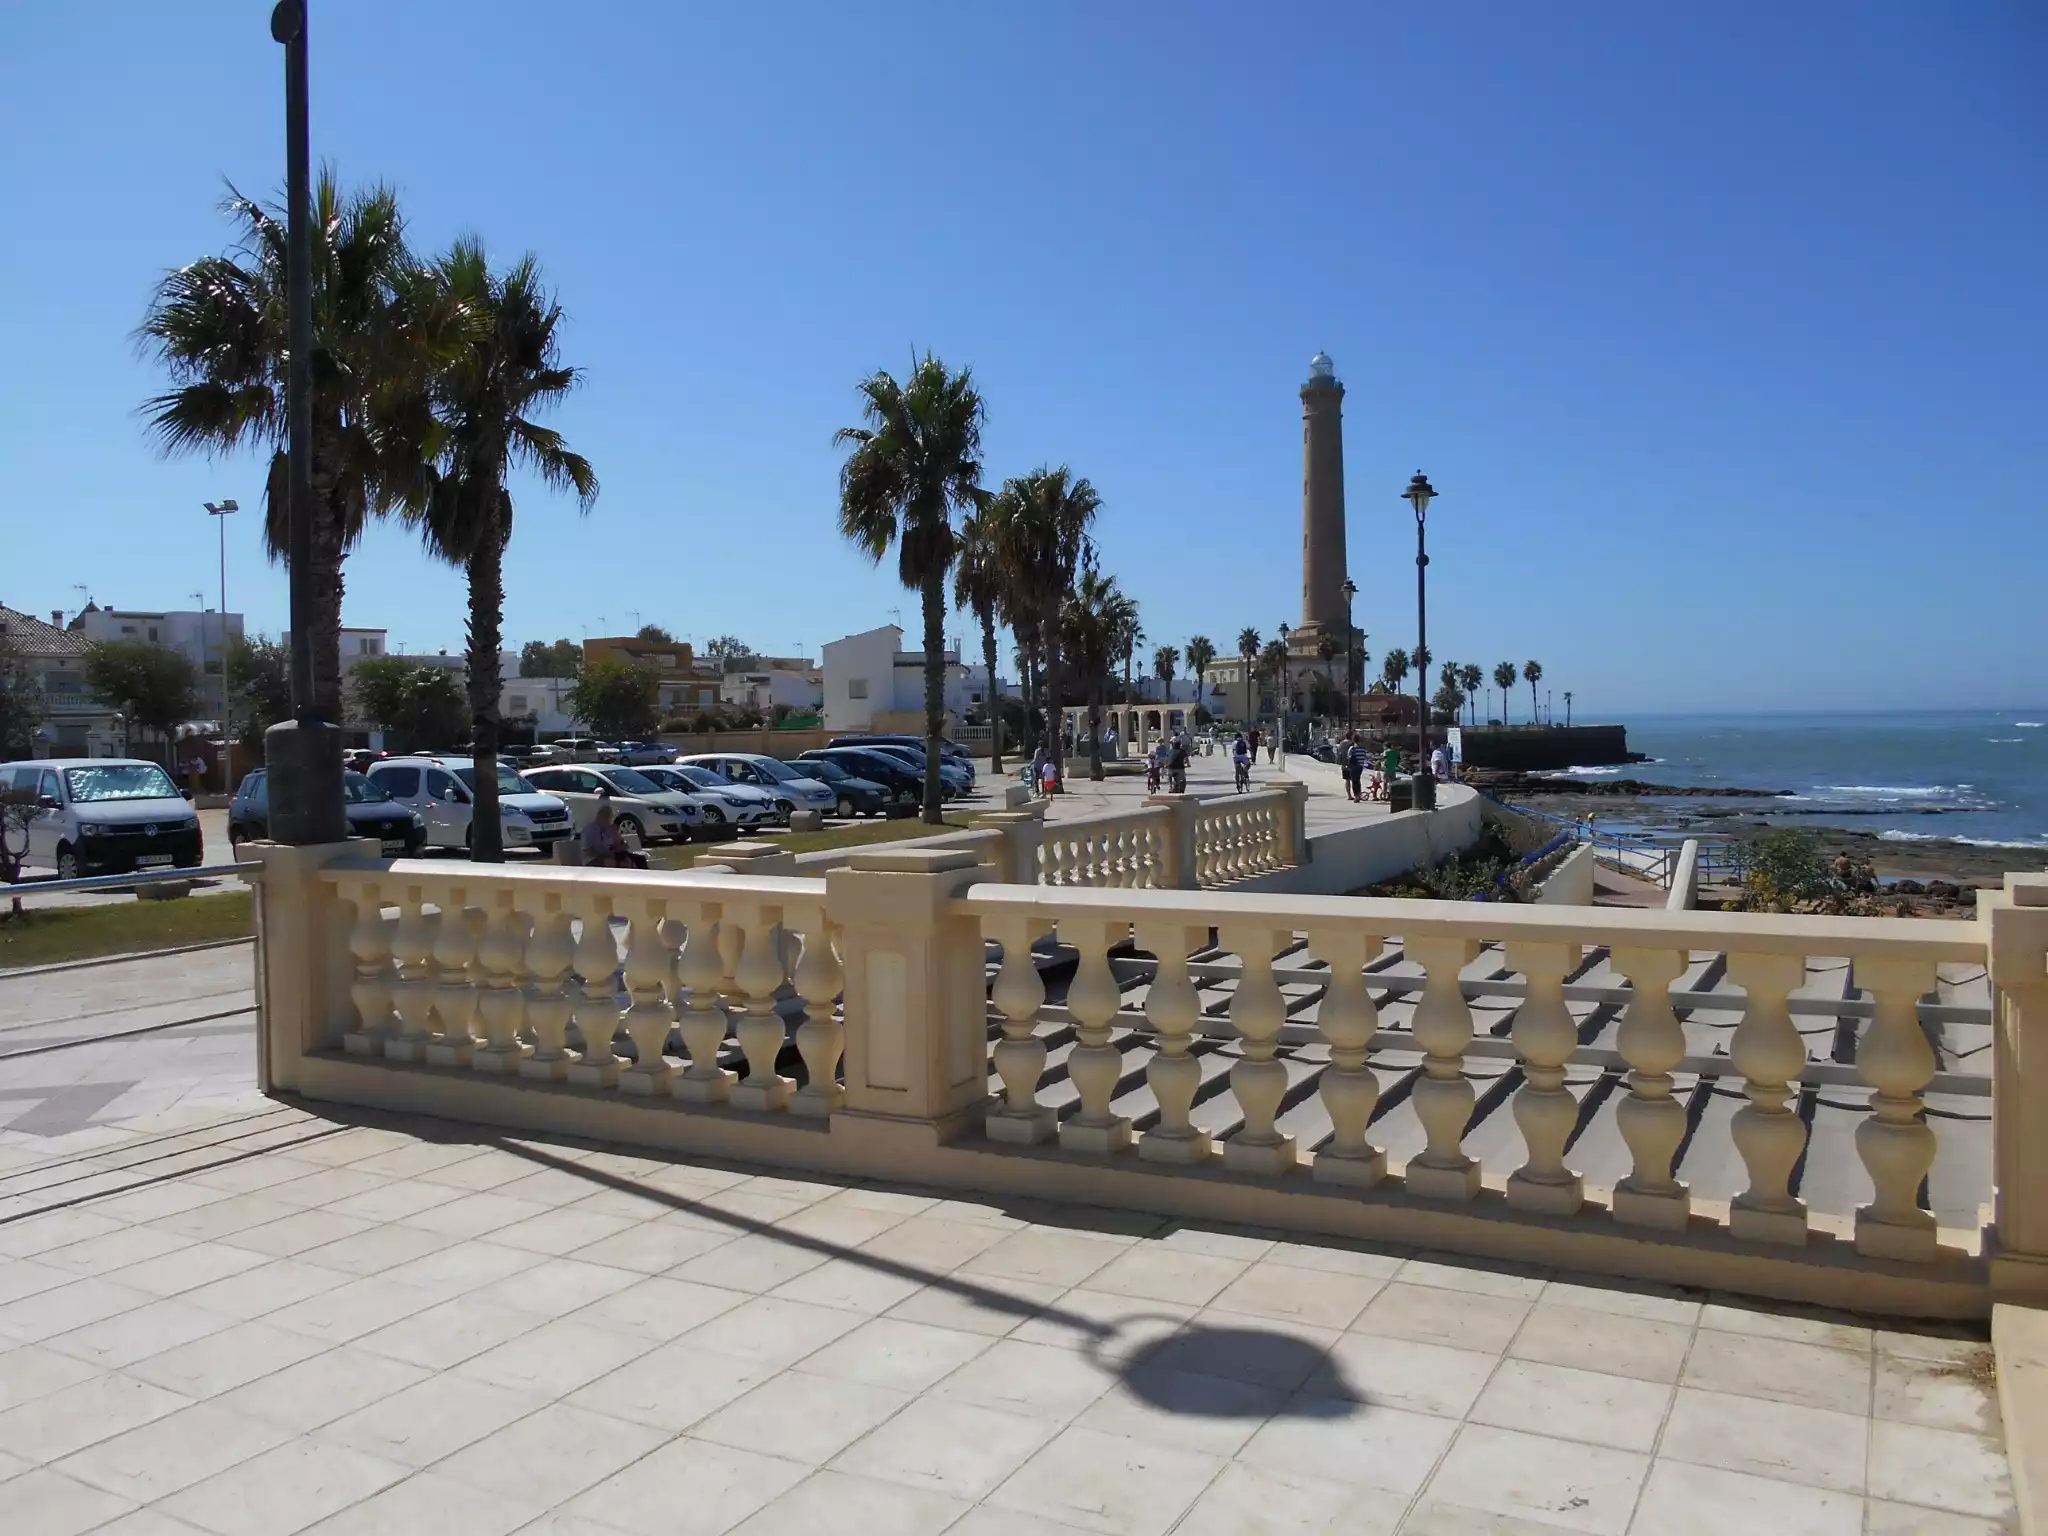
2 2 2041 714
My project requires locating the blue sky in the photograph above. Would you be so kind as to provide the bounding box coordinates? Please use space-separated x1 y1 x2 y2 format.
2 2 2041 714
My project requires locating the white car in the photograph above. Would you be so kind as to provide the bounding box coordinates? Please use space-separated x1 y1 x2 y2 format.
676 753 837 818
520 764 702 845
0 758 204 879
364 756 576 855
637 765 781 834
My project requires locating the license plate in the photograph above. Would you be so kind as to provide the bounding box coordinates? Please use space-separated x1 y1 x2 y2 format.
137 854 174 868
381 840 407 855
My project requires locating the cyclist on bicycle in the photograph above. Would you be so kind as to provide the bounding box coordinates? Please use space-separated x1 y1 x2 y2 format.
1231 732 1252 793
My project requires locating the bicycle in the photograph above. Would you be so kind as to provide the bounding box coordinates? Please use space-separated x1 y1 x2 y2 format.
1234 758 1251 793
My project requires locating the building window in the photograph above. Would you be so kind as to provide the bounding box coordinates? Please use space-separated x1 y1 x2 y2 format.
847 678 868 700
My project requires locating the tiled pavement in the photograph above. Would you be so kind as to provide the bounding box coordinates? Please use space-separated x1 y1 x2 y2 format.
0 1083 2016 1535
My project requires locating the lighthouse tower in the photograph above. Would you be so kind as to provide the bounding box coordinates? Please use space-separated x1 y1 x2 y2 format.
1298 351 1348 644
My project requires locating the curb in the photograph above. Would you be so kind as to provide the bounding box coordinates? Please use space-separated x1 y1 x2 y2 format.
0 934 254 981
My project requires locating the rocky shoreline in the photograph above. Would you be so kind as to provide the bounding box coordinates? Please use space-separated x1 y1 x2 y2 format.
1469 772 1791 799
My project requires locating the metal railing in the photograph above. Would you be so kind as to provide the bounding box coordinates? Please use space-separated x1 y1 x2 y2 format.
1484 793 1744 890
3 863 260 901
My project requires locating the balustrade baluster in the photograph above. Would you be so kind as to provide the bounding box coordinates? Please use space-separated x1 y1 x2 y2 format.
566 898 623 1086
672 902 733 1103
344 880 394 1055
1219 923 1294 1174
618 901 678 1094
1503 940 1583 1213
1137 920 1210 1163
1610 946 1690 1229
1043 834 1066 887
1405 935 1481 1198
471 893 531 1074
789 905 845 1117
985 914 1056 1143
386 889 439 1062
729 902 794 1111
1060 917 1132 1151
1307 927 1384 1186
1725 951 1810 1244
1854 954 1941 1260
425 899 480 1066
519 896 576 1080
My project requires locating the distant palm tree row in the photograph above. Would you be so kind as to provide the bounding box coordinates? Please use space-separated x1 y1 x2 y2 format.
140 174 595 861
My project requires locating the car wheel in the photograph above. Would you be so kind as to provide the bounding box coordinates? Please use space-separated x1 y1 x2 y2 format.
894 787 915 807
837 797 854 819
56 846 81 881
701 807 726 827
617 815 644 845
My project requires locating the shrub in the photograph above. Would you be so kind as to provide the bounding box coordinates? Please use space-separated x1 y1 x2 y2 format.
1737 829 1835 912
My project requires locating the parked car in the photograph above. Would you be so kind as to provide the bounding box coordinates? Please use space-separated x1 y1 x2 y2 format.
779 756 889 818
363 755 576 855
613 740 674 766
229 770 426 856
548 737 618 763
343 748 388 774
637 765 781 833
858 742 970 797
831 733 977 782
0 758 204 879
520 764 701 845
797 747 926 812
676 754 836 818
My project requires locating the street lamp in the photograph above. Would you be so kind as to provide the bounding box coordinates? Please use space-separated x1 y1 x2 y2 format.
1403 472 1437 809
203 499 237 791
1339 578 1358 730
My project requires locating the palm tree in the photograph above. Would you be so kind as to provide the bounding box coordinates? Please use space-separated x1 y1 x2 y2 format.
1118 619 1145 706
1152 645 1179 706
1494 661 1519 722
1011 613 1042 754
414 243 596 861
1460 663 1482 726
1236 628 1260 726
141 173 434 722
1064 568 1134 781
1185 636 1215 717
989 467 1099 764
952 505 1007 773
1382 647 1410 692
1524 659 1544 723
835 354 986 823
1260 639 1289 718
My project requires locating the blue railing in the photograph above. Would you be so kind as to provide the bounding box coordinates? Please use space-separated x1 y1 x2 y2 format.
1479 791 1742 890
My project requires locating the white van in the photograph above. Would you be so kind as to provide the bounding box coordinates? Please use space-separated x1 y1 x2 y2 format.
0 758 205 879
364 755 574 855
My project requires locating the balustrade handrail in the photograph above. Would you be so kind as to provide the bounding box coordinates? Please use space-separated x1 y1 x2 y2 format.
317 854 829 902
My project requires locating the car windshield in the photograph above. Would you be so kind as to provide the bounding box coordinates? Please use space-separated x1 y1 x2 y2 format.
749 759 801 783
64 764 180 802
796 759 846 782
343 773 392 804
606 769 663 795
453 765 531 795
673 766 724 788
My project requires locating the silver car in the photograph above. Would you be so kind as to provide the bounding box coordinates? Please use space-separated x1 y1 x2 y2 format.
675 754 837 817
638 765 781 833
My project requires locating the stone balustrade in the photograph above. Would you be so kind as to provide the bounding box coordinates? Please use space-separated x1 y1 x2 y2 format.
1193 788 1298 884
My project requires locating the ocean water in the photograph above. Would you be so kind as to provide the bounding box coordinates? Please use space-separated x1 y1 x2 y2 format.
1554 711 2048 849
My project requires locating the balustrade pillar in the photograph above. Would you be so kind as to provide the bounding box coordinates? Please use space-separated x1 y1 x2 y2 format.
1219 923 1294 1174
1060 917 1132 1152
1137 920 1211 1164
1406 935 1481 1198
386 890 439 1063
673 903 733 1104
1855 954 1941 1261
985 913 1056 1144
1726 951 1810 1244
789 906 845 1116
471 893 531 1074
1307 927 1384 1187
519 897 576 1080
729 902 795 1112
1610 946 1691 1230
566 899 623 1086
424 899 480 1066
1503 940 1583 1214
618 903 678 1095
1987 876 2048 1303
344 880 394 1056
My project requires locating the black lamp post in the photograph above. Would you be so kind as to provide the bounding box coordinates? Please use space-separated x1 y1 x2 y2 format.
1339 578 1358 730
1277 622 1291 728
1403 473 1437 810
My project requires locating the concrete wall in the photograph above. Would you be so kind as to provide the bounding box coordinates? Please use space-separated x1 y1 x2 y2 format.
1535 843 1598 905
1230 783 1485 896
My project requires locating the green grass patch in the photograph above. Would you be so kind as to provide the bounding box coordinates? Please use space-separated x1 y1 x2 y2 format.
647 812 987 870
0 889 254 971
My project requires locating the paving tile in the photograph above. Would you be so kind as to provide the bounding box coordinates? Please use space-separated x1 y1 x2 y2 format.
349 1295 550 1370
148 1194 302 1243
262 1275 442 1344
318 1178 465 1223
960 1230 1128 1290
1873 1328 1989 1365
568 1436 809 1536
0 1209 126 1258
175 1258 353 1320
124 1319 332 1397
472 1255 644 1316
493 1169 610 1209
72 1507 216 1536
1679 1326 1873 1416
375 1238 546 1298
987 1424 1222 1536
1078 1245 1248 1308
414 1151 539 1192
157 1434 410 1536
455 1317 655 1398
945 1512 1102 1536
1538 1276 1702 1326
830 1394 1057 1498
1204 1259 1384 1331
51 1400 293 1503
0 1341 103 1411
293 1222 459 1277
1076 1364 1287 1457
1146 1311 1342 1393
1628 1459 1863 1535
795 1315 996 1392
1698 1300 1873 1353
1861 1498 2011 1534
1657 1387 1869 1493
43 1297 236 1369
1309 1332 1499 1418
563 1216 736 1274
1507 1304 1692 1384
0 1368 193 1462
1403 1502 1613 1533
298 1469 542 1536
1260 1238 1410 1279
349 1139 492 1180
0 1275 156 1343
767 1254 932 1315
1864 1419 2016 1520
1170 1459 1404 1535
935 1337 1119 1421
1349 1280 1530 1353
1238 1396 1459 1497
219 1209 376 1259
566 1340 778 1432
39 1223 197 1277
884 1274 1064 1337
695 1370 912 1464
1418 1423 1647 1534
395 1192 554 1238
0 1465 138 1536
0 1257 73 1306
319 1369 548 1468
1469 1358 1672 1453
1396 1253 1550 1299
488 1207 643 1257
216 1345 432 1434
677 1295 865 1369
1008 1288 1194 1366
669 1232 835 1294
1872 1350 2001 1435
577 1274 750 1341
770 1200 912 1249
855 1217 1010 1273
727 1468 969 1536
432 1402 671 1509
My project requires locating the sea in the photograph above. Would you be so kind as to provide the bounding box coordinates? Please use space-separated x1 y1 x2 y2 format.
1544 711 2048 851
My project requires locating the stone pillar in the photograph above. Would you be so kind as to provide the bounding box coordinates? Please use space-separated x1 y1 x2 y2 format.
826 848 991 1155
1272 778 1310 865
978 811 1043 884
700 841 796 875
1988 874 2048 1303
1144 792 1202 889
241 838 376 1094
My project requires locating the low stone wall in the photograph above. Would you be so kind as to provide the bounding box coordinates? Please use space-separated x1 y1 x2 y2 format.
657 727 833 756
1535 843 1598 905
1230 783 1485 896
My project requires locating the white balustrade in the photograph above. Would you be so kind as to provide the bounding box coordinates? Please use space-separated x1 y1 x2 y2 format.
1610 946 1690 1229
1306 925 1384 1186
789 902 844 1117
1060 917 1132 1152
344 879 393 1056
1136 920 1210 1163
672 899 733 1104
1855 954 1942 1260
1219 921 1294 1174
1726 951 1809 1243
1405 935 1481 1199
728 901 795 1112
1503 940 1583 1213
471 892 530 1074
566 896 623 1087
520 897 576 1080
425 897 479 1066
617 901 676 1095
985 912 1056 1144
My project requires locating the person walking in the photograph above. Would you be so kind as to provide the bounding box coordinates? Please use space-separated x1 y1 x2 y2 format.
1029 744 1051 798
1343 732 1370 802
1247 726 1261 764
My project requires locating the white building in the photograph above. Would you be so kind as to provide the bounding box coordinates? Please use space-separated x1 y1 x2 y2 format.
821 625 984 734
720 665 822 715
70 603 246 717
501 676 579 736
1 605 123 757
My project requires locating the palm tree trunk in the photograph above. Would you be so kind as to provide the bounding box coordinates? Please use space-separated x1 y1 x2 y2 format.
1041 595 1064 769
980 608 1002 775
465 514 506 863
920 567 946 825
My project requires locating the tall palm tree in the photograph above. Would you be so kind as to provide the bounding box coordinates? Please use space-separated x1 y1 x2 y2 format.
1152 645 1179 705
1382 647 1411 692
1118 620 1145 707
1236 628 1260 726
1524 659 1545 722
1260 639 1290 718
1460 663 1483 726
835 354 987 823
413 243 596 861
1064 568 1133 781
1010 612 1042 754
1494 661 1519 722
141 174 435 722
952 505 1007 773
989 467 1098 765
1185 636 1215 718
